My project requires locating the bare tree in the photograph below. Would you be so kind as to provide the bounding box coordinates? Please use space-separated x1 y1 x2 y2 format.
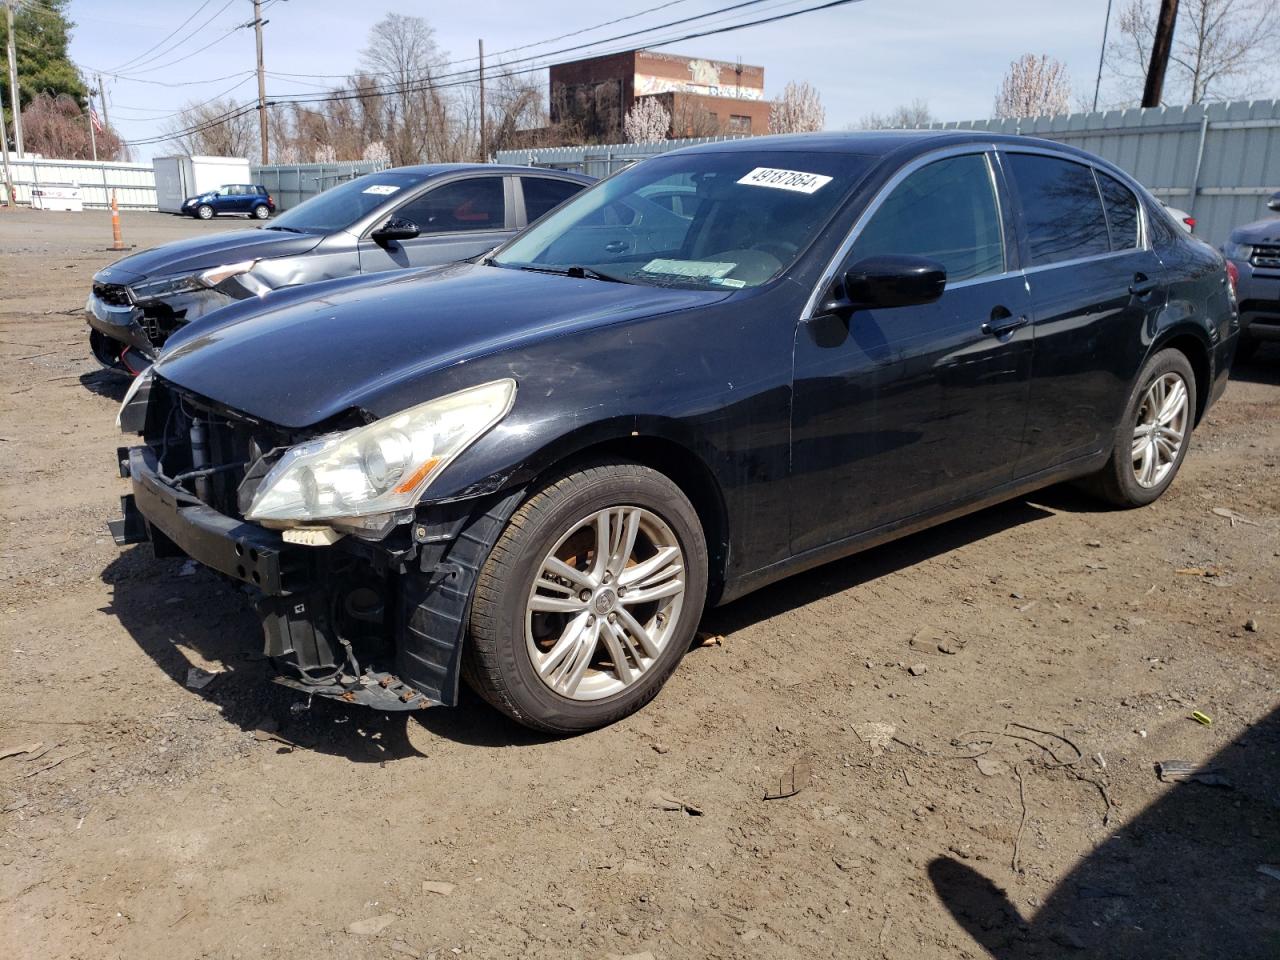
994 54 1073 119
361 13 451 165
624 96 670 143
769 81 825 134
856 98 935 129
1107 0 1279 104
21 91 124 159
485 69 549 153
670 97 720 138
164 98 257 158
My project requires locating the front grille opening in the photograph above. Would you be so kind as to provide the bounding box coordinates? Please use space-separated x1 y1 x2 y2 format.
1251 244 1280 270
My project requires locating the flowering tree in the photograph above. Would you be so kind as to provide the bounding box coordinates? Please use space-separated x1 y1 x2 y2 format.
312 144 337 164
994 54 1072 119
769 81 825 134
362 140 391 164
624 97 671 143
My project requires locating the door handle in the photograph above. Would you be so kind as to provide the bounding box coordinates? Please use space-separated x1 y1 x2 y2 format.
604 240 629 253
981 307 1029 337
1129 273 1158 297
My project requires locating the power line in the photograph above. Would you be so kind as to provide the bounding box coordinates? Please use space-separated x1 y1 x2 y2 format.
99 0 219 74
122 0 865 146
87 0 242 79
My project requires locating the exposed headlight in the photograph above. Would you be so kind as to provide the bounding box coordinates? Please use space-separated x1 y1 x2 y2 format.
245 379 517 528
1223 240 1252 262
128 261 257 303
115 366 153 429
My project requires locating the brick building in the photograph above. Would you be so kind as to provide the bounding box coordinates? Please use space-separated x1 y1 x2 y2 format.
549 50 770 140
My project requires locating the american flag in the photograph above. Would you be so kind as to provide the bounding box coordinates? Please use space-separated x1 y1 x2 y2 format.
90 106 104 133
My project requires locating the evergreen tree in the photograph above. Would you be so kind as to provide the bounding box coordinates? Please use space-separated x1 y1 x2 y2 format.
1 0 87 130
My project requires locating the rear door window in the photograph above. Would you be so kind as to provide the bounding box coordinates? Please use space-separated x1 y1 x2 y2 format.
521 177 583 222
1006 153 1111 266
397 177 506 234
848 153 1005 282
1096 171 1141 251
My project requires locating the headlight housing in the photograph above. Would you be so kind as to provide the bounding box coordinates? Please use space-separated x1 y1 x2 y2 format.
128 261 257 303
1223 240 1252 262
245 379 517 528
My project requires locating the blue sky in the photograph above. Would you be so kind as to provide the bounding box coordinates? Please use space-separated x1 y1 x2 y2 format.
64 0 1125 159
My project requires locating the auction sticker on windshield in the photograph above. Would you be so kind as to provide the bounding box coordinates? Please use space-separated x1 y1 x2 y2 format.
737 167 832 194
642 258 737 279
363 184 401 196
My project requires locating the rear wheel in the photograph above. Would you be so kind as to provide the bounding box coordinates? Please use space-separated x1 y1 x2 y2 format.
196 204 214 220
464 462 708 733
252 203 270 220
1084 348 1196 507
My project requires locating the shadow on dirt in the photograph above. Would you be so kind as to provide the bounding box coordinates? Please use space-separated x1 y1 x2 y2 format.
929 703 1280 958
79 368 130 401
1229 345 1279 386
102 549 428 763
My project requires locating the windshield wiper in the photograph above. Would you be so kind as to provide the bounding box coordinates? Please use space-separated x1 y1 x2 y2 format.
264 225 306 233
510 263 631 284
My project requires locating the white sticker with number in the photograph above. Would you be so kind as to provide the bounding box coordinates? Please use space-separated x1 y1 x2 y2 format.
737 167 832 194
362 184 401 196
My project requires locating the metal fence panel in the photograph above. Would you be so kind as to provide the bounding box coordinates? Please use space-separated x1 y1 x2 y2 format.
495 135 749 178
250 160 390 211
3 157 157 209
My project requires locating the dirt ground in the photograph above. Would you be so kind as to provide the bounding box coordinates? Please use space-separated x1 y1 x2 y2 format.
2 208 1278 960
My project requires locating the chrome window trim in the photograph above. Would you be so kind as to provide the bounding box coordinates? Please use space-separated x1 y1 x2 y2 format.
801 141 1156 318
800 142 1005 320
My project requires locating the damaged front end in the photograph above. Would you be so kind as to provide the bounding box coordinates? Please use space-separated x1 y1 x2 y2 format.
87 263 267 371
111 373 519 711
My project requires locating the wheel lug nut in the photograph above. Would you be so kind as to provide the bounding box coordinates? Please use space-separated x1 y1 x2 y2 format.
607 612 617 623
579 589 591 602
602 572 612 583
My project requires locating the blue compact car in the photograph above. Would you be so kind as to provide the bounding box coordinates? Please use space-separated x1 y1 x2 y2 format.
181 184 276 220
112 132 1238 731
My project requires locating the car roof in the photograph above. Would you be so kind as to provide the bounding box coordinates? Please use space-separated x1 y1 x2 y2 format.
673 129 1108 165
385 163 595 182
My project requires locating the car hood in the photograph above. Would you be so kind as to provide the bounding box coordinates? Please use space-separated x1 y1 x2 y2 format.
92 229 323 285
1230 217 1280 244
154 262 731 429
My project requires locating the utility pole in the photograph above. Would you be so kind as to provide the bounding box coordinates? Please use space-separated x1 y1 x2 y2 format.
5 0 22 158
253 0 268 164
1142 0 1179 108
96 72 111 131
87 89 97 161
0 94 13 205
477 39 486 162
1091 0 1113 113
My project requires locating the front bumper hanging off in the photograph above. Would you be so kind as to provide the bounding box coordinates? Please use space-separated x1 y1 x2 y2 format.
111 444 503 712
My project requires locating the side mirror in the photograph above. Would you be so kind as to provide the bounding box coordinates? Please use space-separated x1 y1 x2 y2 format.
371 216 421 244
821 255 947 315
1268 192 1280 212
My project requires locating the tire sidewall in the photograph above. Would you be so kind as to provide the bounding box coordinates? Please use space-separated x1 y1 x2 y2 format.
483 467 708 732
1110 348 1197 506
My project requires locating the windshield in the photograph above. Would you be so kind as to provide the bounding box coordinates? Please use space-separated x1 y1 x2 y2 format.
267 170 430 234
492 150 873 289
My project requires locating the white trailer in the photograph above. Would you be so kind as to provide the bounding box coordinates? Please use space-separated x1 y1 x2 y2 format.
151 156 252 214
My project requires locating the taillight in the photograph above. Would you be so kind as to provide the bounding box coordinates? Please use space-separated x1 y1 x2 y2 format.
1183 216 1196 232
1226 260 1239 299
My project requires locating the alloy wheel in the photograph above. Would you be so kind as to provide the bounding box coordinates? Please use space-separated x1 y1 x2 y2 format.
1132 372 1189 488
525 506 686 701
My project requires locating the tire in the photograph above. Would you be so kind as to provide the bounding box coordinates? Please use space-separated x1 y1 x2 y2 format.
463 462 708 733
196 204 214 220
252 204 269 220
1084 348 1197 508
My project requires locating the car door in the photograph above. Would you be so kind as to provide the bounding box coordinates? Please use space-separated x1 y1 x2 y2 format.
358 174 512 273
789 149 1034 553
517 175 588 226
1001 150 1166 475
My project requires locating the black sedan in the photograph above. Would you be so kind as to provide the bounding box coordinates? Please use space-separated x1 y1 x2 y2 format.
111 131 1239 732
86 164 593 373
